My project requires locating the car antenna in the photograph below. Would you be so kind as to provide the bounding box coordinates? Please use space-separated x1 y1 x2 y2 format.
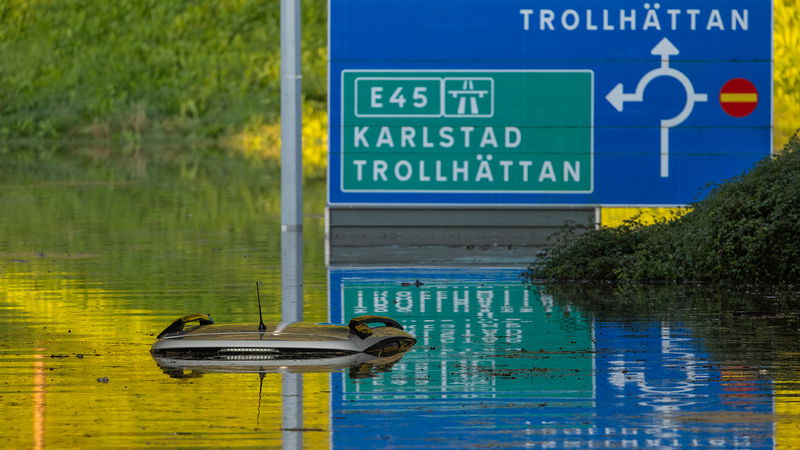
256 282 267 332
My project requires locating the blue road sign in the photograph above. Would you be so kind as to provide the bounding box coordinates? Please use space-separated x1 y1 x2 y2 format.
328 0 772 206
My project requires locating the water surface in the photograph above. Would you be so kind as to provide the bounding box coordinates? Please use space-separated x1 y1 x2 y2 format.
1 147 799 448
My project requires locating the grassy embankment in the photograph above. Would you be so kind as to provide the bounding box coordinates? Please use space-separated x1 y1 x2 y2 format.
2 1 798 181
530 134 800 285
0 0 327 177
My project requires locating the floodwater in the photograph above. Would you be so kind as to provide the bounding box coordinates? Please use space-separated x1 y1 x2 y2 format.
2 147 800 448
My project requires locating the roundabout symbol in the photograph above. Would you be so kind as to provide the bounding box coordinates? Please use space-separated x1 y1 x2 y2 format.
606 37 708 178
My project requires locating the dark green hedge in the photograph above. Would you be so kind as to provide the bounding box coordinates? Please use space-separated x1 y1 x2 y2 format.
530 134 800 285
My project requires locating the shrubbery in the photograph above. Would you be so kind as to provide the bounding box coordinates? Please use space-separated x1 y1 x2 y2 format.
530 134 800 284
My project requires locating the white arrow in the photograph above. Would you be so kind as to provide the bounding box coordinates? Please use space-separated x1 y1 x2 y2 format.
605 83 637 112
651 37 679 68
605 38 684 112
605 38 707 178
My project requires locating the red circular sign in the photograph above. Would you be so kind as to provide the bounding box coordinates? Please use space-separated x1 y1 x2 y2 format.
719 78 758 118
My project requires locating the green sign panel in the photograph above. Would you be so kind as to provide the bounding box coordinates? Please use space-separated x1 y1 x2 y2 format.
340 70 594 193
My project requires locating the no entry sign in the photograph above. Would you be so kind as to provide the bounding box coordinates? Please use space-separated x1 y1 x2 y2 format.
720 78 759 117
328 1 773 206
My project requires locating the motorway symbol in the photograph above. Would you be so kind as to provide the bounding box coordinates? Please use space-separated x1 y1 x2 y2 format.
605 37 708 178
720 78 759 117
444 78 493 117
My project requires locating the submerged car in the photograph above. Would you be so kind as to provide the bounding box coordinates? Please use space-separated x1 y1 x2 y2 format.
151 313 417 362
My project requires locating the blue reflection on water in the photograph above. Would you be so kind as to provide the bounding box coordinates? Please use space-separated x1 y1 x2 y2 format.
592 321 773 448
328 268 773 448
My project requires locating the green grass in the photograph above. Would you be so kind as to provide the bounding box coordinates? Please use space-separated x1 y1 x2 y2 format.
0 0 326 142
529 134 800 285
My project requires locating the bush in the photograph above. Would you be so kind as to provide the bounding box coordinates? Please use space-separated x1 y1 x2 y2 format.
530 134 800 285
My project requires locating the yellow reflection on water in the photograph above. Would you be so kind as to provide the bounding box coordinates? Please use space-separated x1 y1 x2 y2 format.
776 388 800 449
303 373 331 448
32 351 45 450
0 266 331 448
775 353 800 449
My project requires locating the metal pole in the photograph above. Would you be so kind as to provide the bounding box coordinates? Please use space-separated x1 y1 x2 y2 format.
280 0 303 323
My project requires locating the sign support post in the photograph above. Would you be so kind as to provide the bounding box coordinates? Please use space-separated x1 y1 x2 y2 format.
280 0 303 322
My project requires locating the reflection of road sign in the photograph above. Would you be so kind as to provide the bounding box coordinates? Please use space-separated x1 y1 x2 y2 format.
329 268 593 401
720 78 759 117
594 321 774 448
328 268 594 448
327 269 777 448
329 0 772 206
